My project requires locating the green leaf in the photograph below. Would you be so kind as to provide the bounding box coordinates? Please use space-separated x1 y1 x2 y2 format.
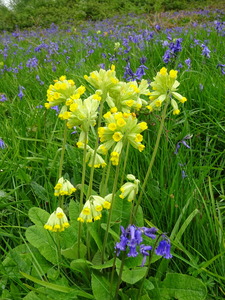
61 241 87 259
25 225 58 264
21 272 94 299
101 223 120 240
70 259 92 277
91 271 116 300
30 182 49 202
149 273 207 300
28 207 50 226
2 244 51 278
91 258 117 270
111 191 132 227
88 222 103 251
116 264 147 284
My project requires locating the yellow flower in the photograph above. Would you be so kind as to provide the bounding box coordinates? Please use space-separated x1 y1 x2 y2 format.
119 174 140 202
148 68 187 115
54 177 76 196
77 195 111 223
44 207 70 232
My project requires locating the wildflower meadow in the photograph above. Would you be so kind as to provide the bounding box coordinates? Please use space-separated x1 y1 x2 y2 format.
0 4 225 300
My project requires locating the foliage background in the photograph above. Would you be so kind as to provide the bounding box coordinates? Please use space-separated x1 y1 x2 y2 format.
0 0 224 31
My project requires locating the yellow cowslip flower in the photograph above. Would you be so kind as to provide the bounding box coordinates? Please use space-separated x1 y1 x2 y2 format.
106 79 150 112
54 177 76 196
97 111 148 164
108 123 117 131
66 95 100 132
45 76 85 110
77 195 111 223
112 132 123 142
85 146 106 168
44 207 70 232
147 67 187 115
119 174 140 202
84 65 119 95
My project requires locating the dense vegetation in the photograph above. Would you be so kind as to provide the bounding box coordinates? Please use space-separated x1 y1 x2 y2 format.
0 2 225 299
0 0 224 30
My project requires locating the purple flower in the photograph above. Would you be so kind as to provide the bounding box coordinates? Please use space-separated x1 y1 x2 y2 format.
50 105 59 113
26 57 38 69
0 94 7 102
18 86 25 100
141 227 157 239
155 238 172 259
0 138 6 149
185 58 191 69
140 244 152 266
174 134 192 154
71 126 77 134
36 75 44 85
217 64 225 75
201 44 211 58
115 225 172 266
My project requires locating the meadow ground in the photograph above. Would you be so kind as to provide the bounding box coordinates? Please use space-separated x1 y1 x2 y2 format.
0 6 225 300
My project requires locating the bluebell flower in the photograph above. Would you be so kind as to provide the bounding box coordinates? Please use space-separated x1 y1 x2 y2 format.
0 138 6 149
201 44 211 58
0 94 7 102
71 126 77 134
135 64 148 80
50 105 59 114
18 86 25 100
26 57 38 69
217 64 225 75
140 244 152 266
185 58 191 69
155 238 172 259
36 75 44 85
115 225 158 265
174 134 192 154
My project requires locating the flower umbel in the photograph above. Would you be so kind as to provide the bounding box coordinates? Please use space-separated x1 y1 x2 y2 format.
147 67 187 115
119 174 140 202
77 194 112 223
54 177 76 196
44 207 70 232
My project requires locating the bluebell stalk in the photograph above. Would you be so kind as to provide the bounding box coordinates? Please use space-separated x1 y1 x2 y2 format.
115 225 172 267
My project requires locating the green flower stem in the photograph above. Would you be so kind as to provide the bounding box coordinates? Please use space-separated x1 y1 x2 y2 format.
102 158 121 264
87 99 105 199
77 131 88 259
101 158 111 196
137 234 162 298
114 252 126 299
109 253 117 299
120 142 130 186
133 101 169 219
58 122 68 208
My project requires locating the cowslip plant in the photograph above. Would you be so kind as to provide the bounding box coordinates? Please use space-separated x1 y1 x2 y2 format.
3 65 207 300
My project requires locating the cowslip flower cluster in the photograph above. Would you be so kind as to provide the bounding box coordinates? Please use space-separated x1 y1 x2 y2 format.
44 75 86 109
54 177 76 196
115 225 172 266
147 67 187 115
64 93 101 132
84 65 119 94
44 207 70 232
106 79 150 112
119 174 140 202
77 194 112 223
97 111 148 165
85 146 106 168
